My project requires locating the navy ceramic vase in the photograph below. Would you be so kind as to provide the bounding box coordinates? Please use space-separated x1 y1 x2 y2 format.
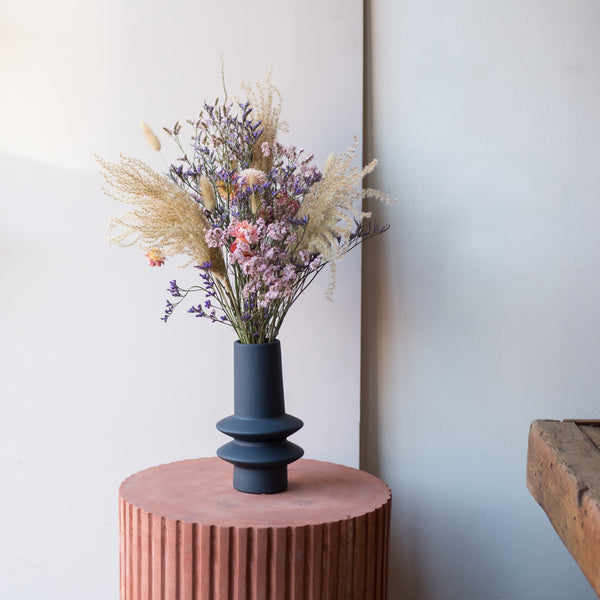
216 340 304 494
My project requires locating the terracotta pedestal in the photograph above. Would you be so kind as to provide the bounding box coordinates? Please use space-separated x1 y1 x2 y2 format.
119 457 391 600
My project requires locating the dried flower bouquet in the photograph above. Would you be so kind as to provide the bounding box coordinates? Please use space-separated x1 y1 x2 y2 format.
98 76 391 344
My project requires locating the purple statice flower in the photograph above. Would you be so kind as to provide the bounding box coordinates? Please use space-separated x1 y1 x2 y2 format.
188 304 205 318
162 300 175 322
168 280 182 297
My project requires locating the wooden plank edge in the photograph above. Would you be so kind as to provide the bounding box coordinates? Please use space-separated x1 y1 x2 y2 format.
527 419 600 597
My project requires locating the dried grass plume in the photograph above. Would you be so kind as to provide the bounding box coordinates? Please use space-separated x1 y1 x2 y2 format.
296 138 393 295
241 73 288 173
199 175 216 212
96 155 225 278
140 122 161 151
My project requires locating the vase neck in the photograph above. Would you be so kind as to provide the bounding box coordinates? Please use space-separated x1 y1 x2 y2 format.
233 340 285 418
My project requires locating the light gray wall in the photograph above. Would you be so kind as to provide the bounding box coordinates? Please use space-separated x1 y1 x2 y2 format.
362 1 600 598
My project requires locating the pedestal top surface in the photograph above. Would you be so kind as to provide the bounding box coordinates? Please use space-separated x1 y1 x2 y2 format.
119 457 391 528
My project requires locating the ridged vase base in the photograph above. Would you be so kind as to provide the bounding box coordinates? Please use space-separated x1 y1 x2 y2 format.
217 340 303 494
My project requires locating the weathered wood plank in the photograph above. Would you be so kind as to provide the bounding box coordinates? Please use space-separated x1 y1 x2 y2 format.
581 425 600 452
527 419 600 597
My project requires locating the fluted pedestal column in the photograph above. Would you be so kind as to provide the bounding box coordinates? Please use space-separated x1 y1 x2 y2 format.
119 457 391 600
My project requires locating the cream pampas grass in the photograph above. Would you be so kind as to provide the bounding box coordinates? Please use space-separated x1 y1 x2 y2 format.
298 138 383 260
296 139 393 295
97 155 225 278
241 73 287 173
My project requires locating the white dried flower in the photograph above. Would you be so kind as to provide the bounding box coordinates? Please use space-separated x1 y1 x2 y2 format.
238 168 268 187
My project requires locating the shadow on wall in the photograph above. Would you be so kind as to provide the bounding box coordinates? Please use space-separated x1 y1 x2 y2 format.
359 204 429 599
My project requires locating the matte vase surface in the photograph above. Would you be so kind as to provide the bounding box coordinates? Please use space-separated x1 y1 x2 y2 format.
216 340 304 494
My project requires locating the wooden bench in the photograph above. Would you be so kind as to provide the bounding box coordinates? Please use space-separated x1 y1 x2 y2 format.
527 419 600 596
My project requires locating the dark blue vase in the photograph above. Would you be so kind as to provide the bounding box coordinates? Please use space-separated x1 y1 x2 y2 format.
216 340 304 494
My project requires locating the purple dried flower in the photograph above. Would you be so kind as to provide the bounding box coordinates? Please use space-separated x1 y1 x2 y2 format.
168 280 182 297
162 300 175 322
188 304 205 317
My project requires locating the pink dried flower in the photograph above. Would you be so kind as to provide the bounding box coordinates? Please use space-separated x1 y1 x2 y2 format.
229 220 259 244
230 239 252 258
145 248 166 267
205 227 226 248
266 221 289 241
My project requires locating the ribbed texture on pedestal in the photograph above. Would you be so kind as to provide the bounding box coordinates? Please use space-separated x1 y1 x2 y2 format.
119 458 391 600
119 495 390 600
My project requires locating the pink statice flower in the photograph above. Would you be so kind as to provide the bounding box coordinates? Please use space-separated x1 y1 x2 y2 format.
205 227 227 248
232 231 300 308
266 221 289 241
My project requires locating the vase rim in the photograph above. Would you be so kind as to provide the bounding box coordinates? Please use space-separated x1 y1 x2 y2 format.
234 339 280 347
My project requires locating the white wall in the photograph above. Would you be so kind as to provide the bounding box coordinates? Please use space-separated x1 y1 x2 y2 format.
363 1 600 598
0 2 362 598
